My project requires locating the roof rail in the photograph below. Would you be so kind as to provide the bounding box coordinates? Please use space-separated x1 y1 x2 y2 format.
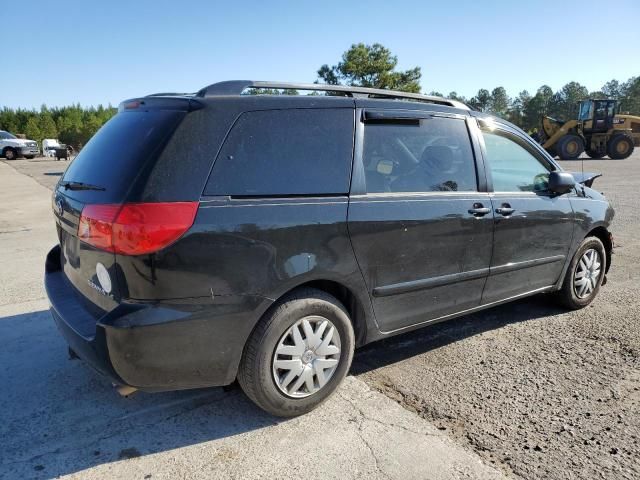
146 92 193 97
196 80 469 109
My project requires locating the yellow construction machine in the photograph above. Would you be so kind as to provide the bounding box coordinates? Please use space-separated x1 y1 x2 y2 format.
539 99 639 159
615 114 640 146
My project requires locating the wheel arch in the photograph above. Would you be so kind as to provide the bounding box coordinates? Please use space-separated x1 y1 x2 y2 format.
586 226 612 273
252 277 372 350
278 279 370 347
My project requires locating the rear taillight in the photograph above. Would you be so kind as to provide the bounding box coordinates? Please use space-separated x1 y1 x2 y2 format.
78 202 198 255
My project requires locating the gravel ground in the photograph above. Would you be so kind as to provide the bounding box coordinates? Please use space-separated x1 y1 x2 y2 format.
353 152 640 479
3 152 639 479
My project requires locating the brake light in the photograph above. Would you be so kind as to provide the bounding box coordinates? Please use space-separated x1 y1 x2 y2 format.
78 202 198 255
124 100 141 109
78 204 121 251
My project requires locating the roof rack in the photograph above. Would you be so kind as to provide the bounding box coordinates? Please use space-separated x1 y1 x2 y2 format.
196 80 469 109
146 92 193 97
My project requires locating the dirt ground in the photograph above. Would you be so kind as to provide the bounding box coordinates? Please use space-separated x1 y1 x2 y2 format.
4 152 639 479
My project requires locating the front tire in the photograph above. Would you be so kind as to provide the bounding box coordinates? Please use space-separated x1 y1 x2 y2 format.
238 288 355 417
556 135 584 160
545 145 557 158
3 148 16 160
556 237 606 310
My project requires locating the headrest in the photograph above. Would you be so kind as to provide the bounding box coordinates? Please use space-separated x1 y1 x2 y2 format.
421 145 454 166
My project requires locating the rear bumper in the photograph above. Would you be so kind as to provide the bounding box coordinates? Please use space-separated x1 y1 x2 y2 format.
45 245 266 391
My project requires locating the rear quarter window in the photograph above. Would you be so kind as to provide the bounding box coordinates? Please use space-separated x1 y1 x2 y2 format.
204 108 354 196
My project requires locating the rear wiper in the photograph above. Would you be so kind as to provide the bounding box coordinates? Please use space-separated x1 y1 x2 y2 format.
60 181 105 191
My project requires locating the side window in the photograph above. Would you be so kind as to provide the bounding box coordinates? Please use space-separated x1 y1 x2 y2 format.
362 116 477 193
481 130 551 193
205 109 354 196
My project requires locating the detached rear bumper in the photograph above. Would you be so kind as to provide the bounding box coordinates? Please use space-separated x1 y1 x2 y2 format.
45 245 265 391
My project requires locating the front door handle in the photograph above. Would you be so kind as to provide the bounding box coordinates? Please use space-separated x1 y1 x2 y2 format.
468 203 491 217
496 203 515 216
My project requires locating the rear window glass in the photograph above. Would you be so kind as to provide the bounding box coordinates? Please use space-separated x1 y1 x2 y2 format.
204 109 354 196
62 110 184 202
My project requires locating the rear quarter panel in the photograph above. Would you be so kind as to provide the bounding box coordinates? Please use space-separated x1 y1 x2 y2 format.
115 196 375 332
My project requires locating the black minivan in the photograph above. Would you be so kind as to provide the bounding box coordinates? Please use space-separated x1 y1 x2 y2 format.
45 81 614 417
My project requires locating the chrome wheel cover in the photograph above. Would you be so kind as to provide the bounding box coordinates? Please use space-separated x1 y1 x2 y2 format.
574 248 602 299
272 315 341 398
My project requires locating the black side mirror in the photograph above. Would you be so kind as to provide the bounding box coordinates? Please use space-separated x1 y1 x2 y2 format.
548 171 576 195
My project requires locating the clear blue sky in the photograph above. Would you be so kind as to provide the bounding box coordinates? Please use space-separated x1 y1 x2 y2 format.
3 0 638 109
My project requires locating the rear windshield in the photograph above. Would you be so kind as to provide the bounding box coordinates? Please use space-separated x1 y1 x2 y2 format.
61 110 184 202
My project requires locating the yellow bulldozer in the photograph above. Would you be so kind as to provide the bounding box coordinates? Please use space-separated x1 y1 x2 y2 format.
539 99 640 159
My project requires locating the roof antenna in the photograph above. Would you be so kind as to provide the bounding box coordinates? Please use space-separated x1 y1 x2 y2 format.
581 143 585 181
580 137 586 196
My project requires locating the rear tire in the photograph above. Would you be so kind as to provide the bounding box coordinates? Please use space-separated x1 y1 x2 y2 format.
25 155 35 159
556 135 584 160
607 134 634 159
238 287 355 417
556 237 606 310
3 148 16 160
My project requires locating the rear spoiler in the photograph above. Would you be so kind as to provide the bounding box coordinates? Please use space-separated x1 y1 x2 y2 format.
569 171 602 188
118 96 203 113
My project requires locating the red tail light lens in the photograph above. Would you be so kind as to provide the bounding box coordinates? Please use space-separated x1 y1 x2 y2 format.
78 204 120 251
78 202 198 255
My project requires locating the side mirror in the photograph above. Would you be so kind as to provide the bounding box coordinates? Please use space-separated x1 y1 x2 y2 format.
548 171 576 195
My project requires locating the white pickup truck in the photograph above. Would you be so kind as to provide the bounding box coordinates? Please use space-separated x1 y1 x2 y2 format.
0 130 39 159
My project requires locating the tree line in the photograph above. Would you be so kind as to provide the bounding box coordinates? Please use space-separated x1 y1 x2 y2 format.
317 43 640 132
1 43 638 149
0 104 116 149
436 77 640 132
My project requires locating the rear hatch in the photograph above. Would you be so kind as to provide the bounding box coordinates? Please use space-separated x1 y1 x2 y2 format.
53 103 188 312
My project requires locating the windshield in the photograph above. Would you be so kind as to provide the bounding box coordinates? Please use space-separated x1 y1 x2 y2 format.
0 131 17 140
61 110 185 202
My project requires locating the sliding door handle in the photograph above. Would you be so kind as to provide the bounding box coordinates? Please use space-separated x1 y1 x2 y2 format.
496 203 515 216
468 203 491 217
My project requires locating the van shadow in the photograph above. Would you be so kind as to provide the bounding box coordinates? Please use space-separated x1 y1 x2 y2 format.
0 310 280 479
352 294 565 375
